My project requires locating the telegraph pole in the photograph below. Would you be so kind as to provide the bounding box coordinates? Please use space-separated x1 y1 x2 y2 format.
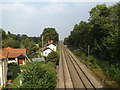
41 35 44 57
42 35 43 48
88 45 90 58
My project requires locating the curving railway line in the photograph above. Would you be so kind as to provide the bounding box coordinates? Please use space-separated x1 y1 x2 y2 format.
57 42 104 89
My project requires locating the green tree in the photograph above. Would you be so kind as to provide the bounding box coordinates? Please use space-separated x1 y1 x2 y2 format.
21 38 38 59
2 38 14 48
40 27 59 46
0 29 7 40
46 51 59 65
20 62 56 89
64 3 120 62
64 3 120 84
30 37 40 44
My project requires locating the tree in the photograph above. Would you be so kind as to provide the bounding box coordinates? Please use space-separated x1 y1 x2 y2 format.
64 3 120 62
21 34 28 41
1 29 40 58
30 37 40 44
20 62 56 89
21 38 38 59
0 29 7 40
10 40 21 48
40 27 59 46
2 38 14 48
46 51 59 65
64 21 91 50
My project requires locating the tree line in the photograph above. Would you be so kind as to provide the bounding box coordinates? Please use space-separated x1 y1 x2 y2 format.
64 3 120 63
64 3 120 83
0 27 59 59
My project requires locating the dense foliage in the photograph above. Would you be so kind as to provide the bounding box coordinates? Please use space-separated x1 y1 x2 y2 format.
1 27 59 59
73 50 120 84
64 3 120 83
39 28 59 47
20 62 56 89
64 3 120 63
46 51 59 65
0 29 39 59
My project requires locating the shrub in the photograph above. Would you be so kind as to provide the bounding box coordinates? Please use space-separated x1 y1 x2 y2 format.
101 62 120 83
46 51 59 65
46 62 56 69
20 62 31 70
88 55 95 63
73 49 120 83
73 50 82 56
20 62 57 89
81 53 86 60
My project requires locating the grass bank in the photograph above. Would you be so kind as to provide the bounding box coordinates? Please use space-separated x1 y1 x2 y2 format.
72 49 120 88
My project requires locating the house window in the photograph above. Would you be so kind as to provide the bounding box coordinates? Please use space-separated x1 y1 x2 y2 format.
8 58 15 61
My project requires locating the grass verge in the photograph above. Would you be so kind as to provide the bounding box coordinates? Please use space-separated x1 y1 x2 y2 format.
72 49 120 88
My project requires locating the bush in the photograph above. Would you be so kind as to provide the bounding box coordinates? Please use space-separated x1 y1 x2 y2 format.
20 62 57 89
46 62 56 69
73 49 120 83
81 53 86 60
99 61 120 83
86 55 99 69
20 62 31 70
73 50 82 56
88 55 95 63
46 51 59 65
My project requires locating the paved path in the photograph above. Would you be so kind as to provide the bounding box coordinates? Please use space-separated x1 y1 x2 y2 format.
57 42 104 89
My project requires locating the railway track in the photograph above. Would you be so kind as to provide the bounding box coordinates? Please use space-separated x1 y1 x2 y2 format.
57 42 103 89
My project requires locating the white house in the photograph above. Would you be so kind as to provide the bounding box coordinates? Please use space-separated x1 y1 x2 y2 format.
0 49 8 88
42 48 52 57
46 44 56 51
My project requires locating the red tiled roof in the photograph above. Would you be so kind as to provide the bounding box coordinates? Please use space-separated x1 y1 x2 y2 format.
4 47 12 49
3 47 26 58
0 49 8 59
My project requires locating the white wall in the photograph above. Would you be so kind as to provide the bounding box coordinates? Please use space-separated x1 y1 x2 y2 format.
0 59 8 87
8 58 18 64
43 49 52 57
47 44 56 51
0 61 2 86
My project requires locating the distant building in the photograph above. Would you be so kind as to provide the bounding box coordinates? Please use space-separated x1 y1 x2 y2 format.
46 44 56 51
42 48 52 57
0 49 8 88
41 40 57 57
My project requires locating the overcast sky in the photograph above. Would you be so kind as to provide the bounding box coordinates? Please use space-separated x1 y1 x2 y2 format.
0 0 118 40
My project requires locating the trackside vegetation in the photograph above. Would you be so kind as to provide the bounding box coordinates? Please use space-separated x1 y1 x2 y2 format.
46 51 59 66
64 3 120 85
73 50 120 86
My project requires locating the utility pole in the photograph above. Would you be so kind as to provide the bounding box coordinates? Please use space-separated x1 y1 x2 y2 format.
42 35 43 48
41 35 44 57
88 45 90 58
